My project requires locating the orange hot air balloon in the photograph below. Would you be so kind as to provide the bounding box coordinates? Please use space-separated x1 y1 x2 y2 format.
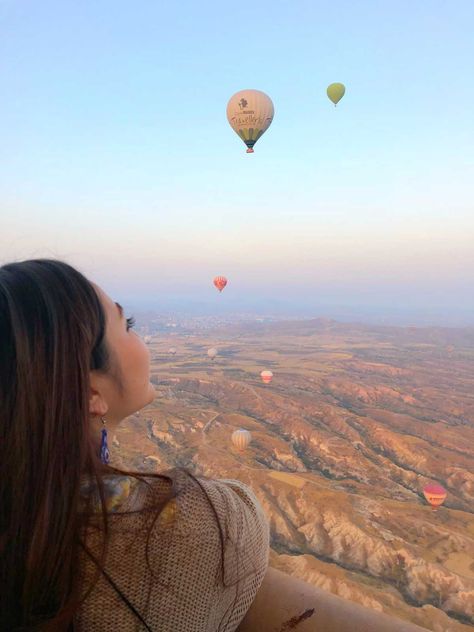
213 276 227 292
423 483 447 510
231 429 252 451
260 370 273 384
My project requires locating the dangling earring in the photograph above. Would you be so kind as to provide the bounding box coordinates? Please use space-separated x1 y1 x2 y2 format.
100 416 110 464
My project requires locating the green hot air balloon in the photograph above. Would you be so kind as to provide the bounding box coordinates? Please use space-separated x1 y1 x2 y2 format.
327 83 346 106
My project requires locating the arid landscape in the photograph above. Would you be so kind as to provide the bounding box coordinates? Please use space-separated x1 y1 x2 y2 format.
112 318 474 632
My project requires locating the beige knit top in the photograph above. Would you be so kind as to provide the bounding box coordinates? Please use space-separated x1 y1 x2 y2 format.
75 469 270 632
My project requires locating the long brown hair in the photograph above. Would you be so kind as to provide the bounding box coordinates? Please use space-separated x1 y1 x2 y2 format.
0 259 178 630
1 259 245 632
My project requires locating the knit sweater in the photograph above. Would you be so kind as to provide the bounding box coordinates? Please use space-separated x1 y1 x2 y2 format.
75 469 270 631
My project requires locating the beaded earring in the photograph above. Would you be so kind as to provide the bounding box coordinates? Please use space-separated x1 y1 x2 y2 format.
100 415 110 464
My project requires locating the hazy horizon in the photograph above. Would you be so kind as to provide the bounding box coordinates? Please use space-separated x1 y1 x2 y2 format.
1 1 473 327
122 294 474 328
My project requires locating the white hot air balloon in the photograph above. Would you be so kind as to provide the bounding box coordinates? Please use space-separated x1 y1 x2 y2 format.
144 335 152 345
226 89 274 153
207 347 218 360
260 370 273 384
231 429 252 451
168 347 177 355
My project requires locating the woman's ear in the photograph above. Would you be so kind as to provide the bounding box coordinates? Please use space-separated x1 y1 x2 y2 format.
88 375 109 417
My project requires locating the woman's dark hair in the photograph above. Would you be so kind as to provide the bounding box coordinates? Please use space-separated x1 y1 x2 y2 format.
0 258 243 632
0 259 178 630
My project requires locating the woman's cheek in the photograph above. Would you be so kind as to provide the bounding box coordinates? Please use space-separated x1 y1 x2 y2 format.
137 341 149 371
147 382 157 403
132 335 151 381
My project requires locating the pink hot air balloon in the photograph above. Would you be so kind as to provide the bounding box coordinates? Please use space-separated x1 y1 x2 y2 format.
423 483 447 510
213 276 228 292
260 370 273 384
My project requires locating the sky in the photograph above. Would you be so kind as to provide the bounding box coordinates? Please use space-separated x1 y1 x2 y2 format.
1 0 473 325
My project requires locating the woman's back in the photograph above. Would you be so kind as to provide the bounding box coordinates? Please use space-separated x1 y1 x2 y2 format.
76 468 269 631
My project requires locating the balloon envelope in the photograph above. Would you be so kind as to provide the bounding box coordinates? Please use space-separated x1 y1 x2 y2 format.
260 370 273 384
327 83 346 105
227 89 274 153
231 429 252 451
423 483 447 508
213 276 227 292
207 347 218 360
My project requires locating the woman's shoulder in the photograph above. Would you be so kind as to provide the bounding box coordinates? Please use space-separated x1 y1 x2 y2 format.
138 469 267 526
130 469 269 605
136 469 269 557
81 467 269 570
80 468 268 533
152 469 267 524
193 475 268 536
78 469 269 631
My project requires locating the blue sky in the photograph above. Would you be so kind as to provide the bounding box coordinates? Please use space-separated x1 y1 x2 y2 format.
1 1 473 324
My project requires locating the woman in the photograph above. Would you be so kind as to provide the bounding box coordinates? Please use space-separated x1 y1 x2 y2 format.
0 259 269 631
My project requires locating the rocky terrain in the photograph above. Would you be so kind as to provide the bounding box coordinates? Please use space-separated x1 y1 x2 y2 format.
112 319 474 631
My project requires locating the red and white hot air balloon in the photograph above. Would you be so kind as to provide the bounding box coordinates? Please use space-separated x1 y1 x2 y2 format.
231 429 252 451
260 370 273 384
213 276 227 292
423 483 447 510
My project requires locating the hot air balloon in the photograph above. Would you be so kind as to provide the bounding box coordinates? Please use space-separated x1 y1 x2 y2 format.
144 335 152 345
168 347 177 355
260 370 273 384
231 429 252 451
213 276 227 292
227 89 274 153
327 83 345 106
423 483 447 510
207 347 218 360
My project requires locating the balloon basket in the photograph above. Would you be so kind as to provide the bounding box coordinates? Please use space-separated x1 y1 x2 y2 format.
246 148 254 153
